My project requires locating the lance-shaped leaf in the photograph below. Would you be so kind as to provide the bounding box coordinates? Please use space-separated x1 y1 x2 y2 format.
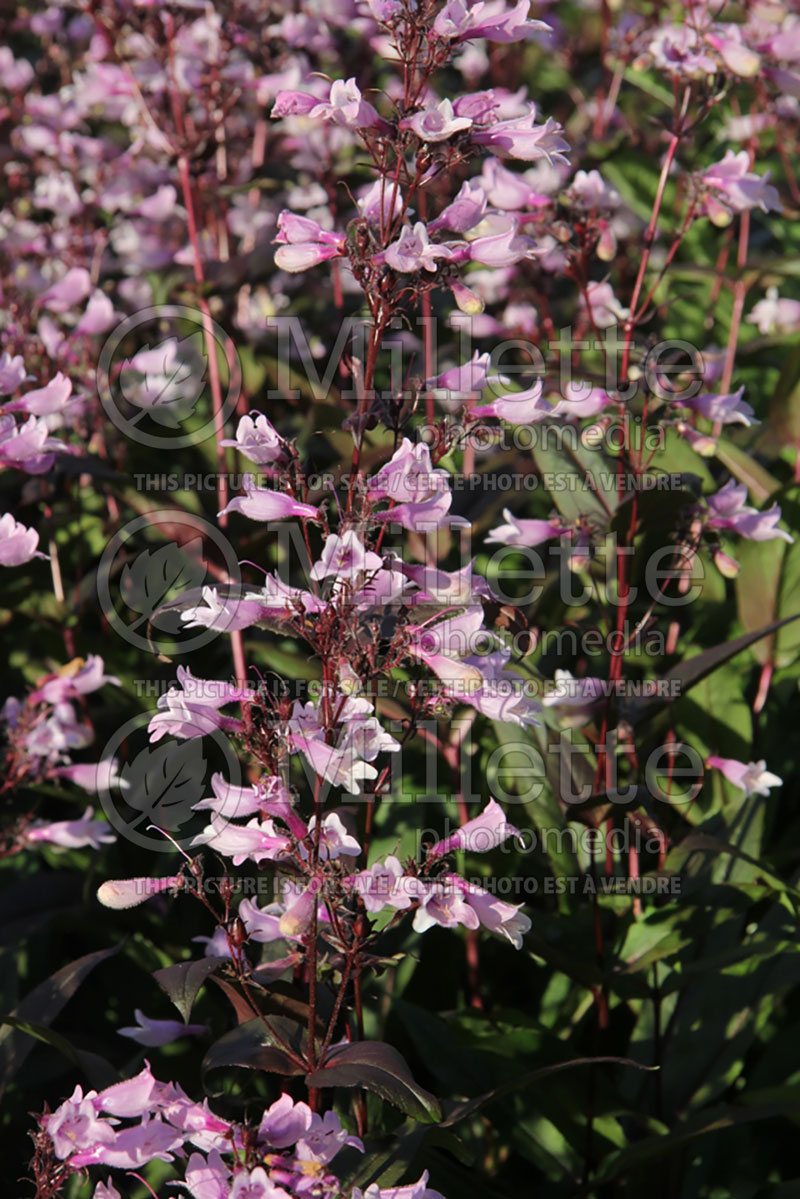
202 1016 307 1093
0 945 119 1093
622 612 800 726
0 1016 117 1091
153 957 228 1024
736 489 800 670
306 1041 442 1123
714 441 780 507
532 435 619 524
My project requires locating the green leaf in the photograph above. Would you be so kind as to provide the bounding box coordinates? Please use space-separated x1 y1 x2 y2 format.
714 440 780 506
306 1041 443 1123
623 612 800 725
153 957 228 1024
531 434 619 524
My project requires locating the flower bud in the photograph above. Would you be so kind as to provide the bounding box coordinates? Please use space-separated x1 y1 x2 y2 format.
97 876 180 910
449 280 485 315
596 220 617 262
713 548 740 578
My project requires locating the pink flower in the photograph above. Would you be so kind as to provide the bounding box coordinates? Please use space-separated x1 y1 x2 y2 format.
95 1063 163 1118
238 898 290 943
706 756 782 797
76 290 118 336
350 856 423 913
302 812 362 861
368 438 447 502
376 489 464 532
353 1170 444 1199
428 798 521 856
72 1114 183 1169
178 1150 231 1199
53 761 127 793
383 222 453 273
428 180 487 233
295 1108 364 1164
35 655 120 704
402 98 473 142
467 216 536 267
148 696 241 743
6 372 73 416
273 210 346 273
412 880 481 933
93 1181 121 1199
550 383 614 419
452 650 541 726
580 280 629 328
567 169 621 209
192 814 291 865
471 379 550 424
193 772 269 821
700 151 781 226
44 1085 115 1160
258 1093 313 1148
480 159 551 210
271 90 319 118
707 479 793 543
230 1165 293 1198
96 876 181 910
679 387 757 427
748 288 800 335
274 240 345 272
118 1009 206 1047
473 111 570 165
278 879 323 937
0 352 29 393
427 351 501 396
308 77 381 129
313 530 381 581
25 806 116 851
436 0 550 45
219 474 320 523
0 513 46 566
486 508 567 546
41 267 93 313
0 413 67 474
179 585 277 634
447 875 531 948
290 732 379 794
220 413 283 463
541 670 605 727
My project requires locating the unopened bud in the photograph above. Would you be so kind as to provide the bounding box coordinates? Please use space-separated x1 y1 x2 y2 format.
596 220 617 262
713 548 740 578
450 280 485 316
230 917 247 948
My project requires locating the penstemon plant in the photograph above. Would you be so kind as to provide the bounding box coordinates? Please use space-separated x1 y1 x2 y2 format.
1 1 800 1197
